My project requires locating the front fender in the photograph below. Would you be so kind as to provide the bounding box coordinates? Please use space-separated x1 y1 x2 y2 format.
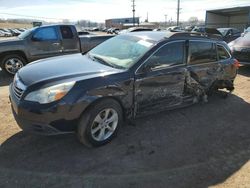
66 77 134 120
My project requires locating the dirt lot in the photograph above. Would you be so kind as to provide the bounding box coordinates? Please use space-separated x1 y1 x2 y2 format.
0 22 32 29
1 67 250 188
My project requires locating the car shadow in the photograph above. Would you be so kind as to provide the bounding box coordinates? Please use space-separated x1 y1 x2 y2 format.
0 92 250 187
238 65 250 77
0 70 12 87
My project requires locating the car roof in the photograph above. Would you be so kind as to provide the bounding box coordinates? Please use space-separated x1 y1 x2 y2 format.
124 31 221 43
35 24 75 28
124 31 168 42
218 27 239 30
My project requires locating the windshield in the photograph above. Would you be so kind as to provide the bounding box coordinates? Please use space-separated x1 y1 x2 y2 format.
218 28 229 36
18 27 36 39
88 35 154 69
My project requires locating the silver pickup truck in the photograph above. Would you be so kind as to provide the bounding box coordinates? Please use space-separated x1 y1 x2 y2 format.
0 24 113 75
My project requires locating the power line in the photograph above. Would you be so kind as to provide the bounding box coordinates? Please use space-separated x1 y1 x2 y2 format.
0 12 64 21
177 0 180 26
132 0 136 26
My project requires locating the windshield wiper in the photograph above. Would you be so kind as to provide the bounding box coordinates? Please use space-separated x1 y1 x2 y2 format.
88 53 125 69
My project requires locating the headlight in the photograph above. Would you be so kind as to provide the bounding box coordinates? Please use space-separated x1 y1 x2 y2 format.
25 81 75 104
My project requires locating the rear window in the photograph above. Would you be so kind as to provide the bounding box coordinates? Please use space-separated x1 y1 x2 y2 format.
217 45 230 60
189 41 217 65
60 26 73 39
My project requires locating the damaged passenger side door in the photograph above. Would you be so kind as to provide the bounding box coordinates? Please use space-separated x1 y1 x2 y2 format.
134 41 187 116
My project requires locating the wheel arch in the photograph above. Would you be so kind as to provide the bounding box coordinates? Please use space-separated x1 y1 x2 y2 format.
0 50 28 66
78 96 127 122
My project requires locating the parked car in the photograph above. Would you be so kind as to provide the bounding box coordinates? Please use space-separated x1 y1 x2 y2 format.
0 29 12 37
3 29 14 36
0 31 5 37
107 28 114 34
192 27 223 39
229 32 250 65
0 24 113 75
112 28 120 34
184 25 195 32
153 28 162 31
119 27 153 34
91 27 100 31
217 28 241 43
16 28 26 33
9 31 238 147
107 28 119 34
7 28 21 36
167 26 183 32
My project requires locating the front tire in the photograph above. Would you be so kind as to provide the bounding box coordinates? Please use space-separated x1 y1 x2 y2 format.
1 54 26 75
77 99 123 147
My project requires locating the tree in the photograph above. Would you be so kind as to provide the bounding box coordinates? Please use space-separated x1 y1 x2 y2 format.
188 17 198 25
62 19 69 24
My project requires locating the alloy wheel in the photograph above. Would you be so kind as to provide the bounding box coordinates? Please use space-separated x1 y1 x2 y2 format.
90 108 119 141
4 58 24 74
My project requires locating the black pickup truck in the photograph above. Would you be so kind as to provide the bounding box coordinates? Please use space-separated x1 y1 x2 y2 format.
0 24 113 75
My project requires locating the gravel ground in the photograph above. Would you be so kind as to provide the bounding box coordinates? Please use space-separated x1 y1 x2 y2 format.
0 67 250 188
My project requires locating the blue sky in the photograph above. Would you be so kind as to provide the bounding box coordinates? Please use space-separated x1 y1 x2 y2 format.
0 0 249 22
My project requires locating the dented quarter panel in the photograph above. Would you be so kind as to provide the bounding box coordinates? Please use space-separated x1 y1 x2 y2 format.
187 62 222 90
186 59 237 93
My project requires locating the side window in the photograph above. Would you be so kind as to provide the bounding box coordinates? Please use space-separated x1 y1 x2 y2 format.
217 45 230 60
33 27 58 41
60 26 73 39
145 41 185 70
189 41 217 65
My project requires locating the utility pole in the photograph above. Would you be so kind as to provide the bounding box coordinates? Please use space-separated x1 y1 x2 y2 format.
132 0 135 26
165 14 168 28
177 0 180 26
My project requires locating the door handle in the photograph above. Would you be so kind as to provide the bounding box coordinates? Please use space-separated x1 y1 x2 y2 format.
52 43 60 46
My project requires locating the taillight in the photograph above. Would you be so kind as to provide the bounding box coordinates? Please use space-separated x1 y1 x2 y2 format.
233 59 240 68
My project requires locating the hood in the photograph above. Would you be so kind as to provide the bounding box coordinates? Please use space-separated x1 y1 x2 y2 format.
0 37 24 46
18 53 121 86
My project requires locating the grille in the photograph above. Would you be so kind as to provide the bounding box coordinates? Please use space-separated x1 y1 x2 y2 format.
13 84 24 100
12 75 26 100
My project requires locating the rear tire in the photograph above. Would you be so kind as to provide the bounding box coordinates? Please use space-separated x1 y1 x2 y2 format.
1 54 26 76
77 99 123 147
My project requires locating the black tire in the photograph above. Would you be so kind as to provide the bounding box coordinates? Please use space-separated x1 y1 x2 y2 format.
77 99 123 147
1 54 26 76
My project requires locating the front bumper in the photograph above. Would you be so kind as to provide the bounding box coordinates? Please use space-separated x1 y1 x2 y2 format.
11 106 66 135
9 83 83 135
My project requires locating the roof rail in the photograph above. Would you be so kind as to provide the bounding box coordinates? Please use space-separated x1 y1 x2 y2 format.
169 32 223 40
